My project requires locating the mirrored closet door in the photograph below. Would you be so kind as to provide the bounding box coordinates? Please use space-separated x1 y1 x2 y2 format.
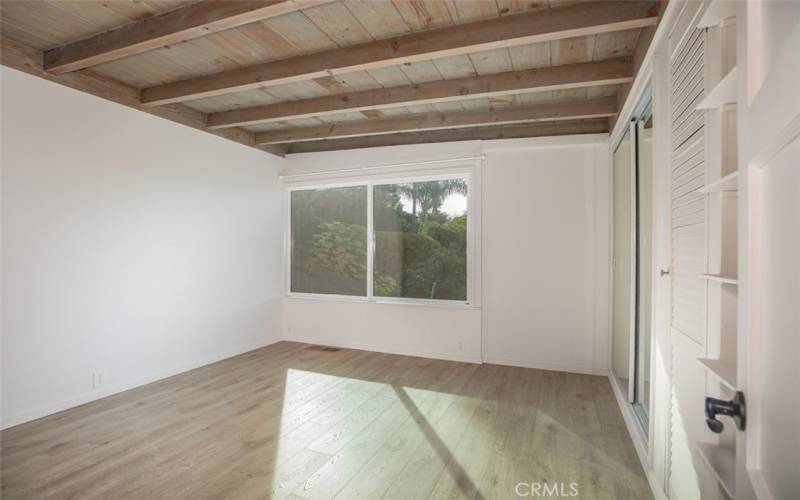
612 89 654 434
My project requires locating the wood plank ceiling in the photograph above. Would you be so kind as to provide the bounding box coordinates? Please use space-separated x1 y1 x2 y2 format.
0 0 663 156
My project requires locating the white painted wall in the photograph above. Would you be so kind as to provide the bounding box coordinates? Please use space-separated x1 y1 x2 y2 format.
0 67 284 428
281 135 611 374
284 299 483 363
481 138 610 375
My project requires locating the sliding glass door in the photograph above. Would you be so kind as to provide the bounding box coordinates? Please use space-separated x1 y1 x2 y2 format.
634 103 654 423
612 128 634 400
612 89 654 433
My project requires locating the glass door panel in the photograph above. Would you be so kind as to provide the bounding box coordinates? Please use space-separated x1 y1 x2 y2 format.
634 106 654 424
612 88 655 436
612 128 635 400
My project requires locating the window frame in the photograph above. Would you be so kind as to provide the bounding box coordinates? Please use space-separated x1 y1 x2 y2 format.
284 170 476 308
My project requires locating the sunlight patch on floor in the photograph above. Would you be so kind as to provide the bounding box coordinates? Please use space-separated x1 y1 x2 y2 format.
269 369 478 499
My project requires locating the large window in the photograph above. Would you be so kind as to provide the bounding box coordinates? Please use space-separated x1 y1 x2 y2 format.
289 176 469 303
290 186 368 296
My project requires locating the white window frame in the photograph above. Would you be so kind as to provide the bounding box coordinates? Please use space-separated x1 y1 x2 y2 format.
284 167 479 309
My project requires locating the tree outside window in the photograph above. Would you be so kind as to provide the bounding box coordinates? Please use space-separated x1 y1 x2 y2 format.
290 177 468 302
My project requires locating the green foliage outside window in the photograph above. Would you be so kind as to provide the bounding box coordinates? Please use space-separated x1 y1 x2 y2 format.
291 178 468 301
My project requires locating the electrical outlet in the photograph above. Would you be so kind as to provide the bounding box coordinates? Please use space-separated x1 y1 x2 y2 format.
457 341 463 351
92 372 105 388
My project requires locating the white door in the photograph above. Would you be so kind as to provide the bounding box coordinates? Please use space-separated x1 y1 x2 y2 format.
738 2 800 499
664 3 716 497
612 128 636 400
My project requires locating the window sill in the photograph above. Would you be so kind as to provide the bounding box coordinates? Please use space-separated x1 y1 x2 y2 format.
285 294 480 310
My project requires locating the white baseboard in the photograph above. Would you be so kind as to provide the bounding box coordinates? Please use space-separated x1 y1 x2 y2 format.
0 337 281 430
284 334 483 365
284 335 609 376
481 355 609 376
608 373 668 500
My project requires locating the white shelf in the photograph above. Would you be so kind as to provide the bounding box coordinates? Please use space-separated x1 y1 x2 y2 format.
700 273 738 285
699 171 739 193
698 358 737 391
697 442 737 498
696 67 738 110
697 0 737 28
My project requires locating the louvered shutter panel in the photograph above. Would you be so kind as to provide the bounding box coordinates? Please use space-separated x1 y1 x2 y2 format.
668 17 710 500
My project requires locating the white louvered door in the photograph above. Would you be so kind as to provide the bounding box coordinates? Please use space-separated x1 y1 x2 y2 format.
666 3 716 499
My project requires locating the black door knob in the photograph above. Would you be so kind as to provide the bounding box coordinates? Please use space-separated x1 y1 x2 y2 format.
705 391 746 433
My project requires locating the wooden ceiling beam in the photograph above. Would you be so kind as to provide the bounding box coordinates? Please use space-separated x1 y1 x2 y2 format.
1 36 284 157
255 97 617 144
208 59 633 129
43 0 334 75
142 1 659 106
284 120 610 154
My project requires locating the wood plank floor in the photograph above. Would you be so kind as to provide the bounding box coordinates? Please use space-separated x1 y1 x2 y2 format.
0 342 653 499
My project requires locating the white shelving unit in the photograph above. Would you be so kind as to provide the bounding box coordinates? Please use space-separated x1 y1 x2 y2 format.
697 442 737 498
700 273 738 285
698 171 739 193
696 4 741 498
696 0 738 28
698 358 737 390
696 67 738 110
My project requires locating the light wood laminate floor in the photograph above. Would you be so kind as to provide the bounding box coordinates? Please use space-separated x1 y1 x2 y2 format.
1 342 653 499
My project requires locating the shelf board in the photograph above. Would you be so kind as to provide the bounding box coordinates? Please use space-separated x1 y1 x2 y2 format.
697 67 738 110
697 0 737 28
698 358 737 390
700 273 738 285
699 171 739 193
697 442 736 498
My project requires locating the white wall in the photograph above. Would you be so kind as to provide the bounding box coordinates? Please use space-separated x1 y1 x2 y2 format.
0 67 284 428
281 135 610 374
284 299 483 363
481 137 610 374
